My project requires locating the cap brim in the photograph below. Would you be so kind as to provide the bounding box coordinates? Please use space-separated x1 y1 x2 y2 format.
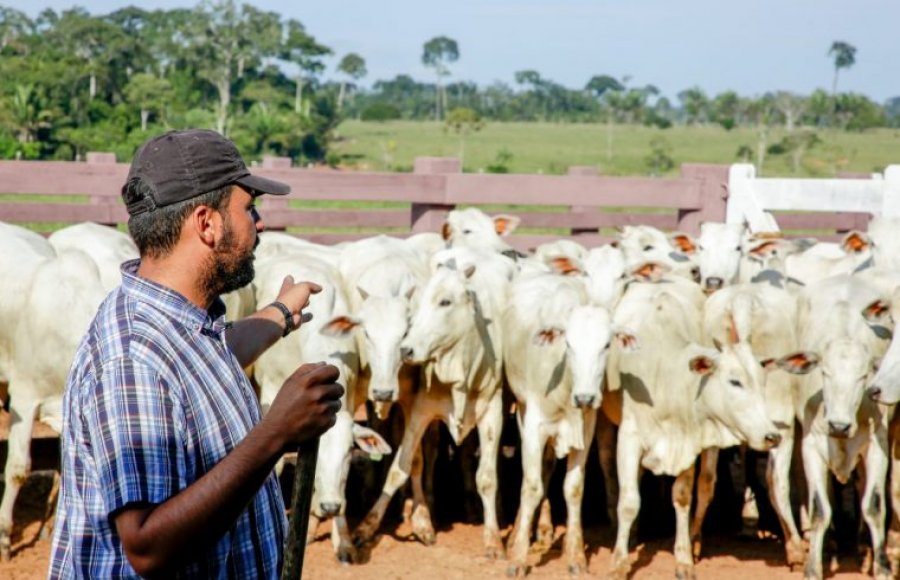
235 174 291 196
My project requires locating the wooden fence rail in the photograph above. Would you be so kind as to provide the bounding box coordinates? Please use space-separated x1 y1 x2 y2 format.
0 155 731 251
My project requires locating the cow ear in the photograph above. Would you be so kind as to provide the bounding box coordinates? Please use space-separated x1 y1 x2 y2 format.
669 233 697 255
320 315 361 337
441 222 452 241
549 256 583 276
774 352 820 375
534 327 564 346
493 214 521 237
352 424 392 458
842 231 871 254
749 240 779 259
862 299 891 324
688 354 717 376
612 327 640 352
357 286 370 301
630 261 669 282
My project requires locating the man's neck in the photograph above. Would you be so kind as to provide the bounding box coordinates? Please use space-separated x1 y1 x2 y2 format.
137 255 214 310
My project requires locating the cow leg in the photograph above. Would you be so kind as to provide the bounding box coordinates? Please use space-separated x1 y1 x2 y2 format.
802 436 832 580
506 406 550 576
332 512 355 564
690 448 718 560
534 445 557 552
610 425 642 579
887 418 900 575
38 470 61 541
0 397 38 561
476 391 503 559
673 466 697 580
408 439 436 545
595 412 619 525
353 405 435 547
860 432 891 580
767 430 805 570
563 410 596 576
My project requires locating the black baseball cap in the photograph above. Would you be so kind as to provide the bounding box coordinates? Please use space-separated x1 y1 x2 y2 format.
123 129 290 216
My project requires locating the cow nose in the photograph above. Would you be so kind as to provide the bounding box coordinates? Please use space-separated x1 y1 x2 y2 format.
320 502 341 516
867 386 882 402
573 394 596 408
372 389 393 402
400 346 414 362
828 421 852 438
705 277 724 291
764 432 782 447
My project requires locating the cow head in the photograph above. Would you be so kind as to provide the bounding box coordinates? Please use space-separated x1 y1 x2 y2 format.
690 341 783 452
400 263 477 365
617 225 699 282
442 207 520 256
697 222 744 293
817 338 872 439
583 245 627 309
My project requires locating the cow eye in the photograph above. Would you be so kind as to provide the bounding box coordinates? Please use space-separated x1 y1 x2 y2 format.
734 246 742 252
439 299 452 307
643 245 654 251
697 245 705 251
604 341 611 350
462 229 473 235
729 379 743 388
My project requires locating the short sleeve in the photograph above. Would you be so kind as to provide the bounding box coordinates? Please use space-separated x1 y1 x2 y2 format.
83 357 188 519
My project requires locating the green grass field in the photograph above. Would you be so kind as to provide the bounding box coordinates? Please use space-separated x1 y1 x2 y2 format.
333 120 900 178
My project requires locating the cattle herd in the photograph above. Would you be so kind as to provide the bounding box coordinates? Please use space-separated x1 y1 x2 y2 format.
3 208 900 579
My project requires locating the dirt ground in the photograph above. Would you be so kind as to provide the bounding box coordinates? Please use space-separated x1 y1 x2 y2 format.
0 474 873 580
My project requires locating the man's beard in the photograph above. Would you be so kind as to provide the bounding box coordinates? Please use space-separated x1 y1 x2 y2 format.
201 218 256 298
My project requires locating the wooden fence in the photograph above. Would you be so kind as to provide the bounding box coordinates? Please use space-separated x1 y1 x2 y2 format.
0 154 728 251
3 154 895 249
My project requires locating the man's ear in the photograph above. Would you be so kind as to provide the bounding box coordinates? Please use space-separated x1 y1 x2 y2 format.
191 203 220 248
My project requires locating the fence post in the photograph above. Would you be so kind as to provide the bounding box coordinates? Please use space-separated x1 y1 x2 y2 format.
677 164 729 235
410 157 458 233
882 165 900 218
567 166 599 236
86 152 119 226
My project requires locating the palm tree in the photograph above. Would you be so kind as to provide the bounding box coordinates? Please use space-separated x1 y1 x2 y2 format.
828 41 856 97
336 53 366 112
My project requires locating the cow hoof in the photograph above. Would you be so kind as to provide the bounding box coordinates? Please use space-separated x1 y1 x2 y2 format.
607 561 630 580
691 537 702 560
785 540 806 570
351 531 372 549
506 563 529 577
568 563 585 576
415 527 436 546
0 543 9 563
336 547 356 565
484 545 502 560
674 564 695 580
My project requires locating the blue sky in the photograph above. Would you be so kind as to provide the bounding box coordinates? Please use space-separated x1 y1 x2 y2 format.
11 0 899 102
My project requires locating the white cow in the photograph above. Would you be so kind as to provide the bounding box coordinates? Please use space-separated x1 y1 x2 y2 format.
696 222 746 292
502 273 637 575
607 270 784 579
254 231 342 267
48 222 138 292
253 252 384 563
784 231 873 285
703 283 809 568
617 225 699 282
0 250 106 560
442 207 521 257
353 248 508 558
793 275 893 580
0 223 55 389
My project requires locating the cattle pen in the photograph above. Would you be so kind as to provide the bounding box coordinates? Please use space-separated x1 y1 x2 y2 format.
2 155 900 579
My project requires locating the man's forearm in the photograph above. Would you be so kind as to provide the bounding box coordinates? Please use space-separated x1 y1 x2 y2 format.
115 419 285 577
225 306 284 367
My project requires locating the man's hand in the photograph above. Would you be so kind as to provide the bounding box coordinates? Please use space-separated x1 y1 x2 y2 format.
273 275 322 332
263 362 343 453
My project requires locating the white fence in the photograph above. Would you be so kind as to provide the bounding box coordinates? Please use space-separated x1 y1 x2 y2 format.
726 163 900 233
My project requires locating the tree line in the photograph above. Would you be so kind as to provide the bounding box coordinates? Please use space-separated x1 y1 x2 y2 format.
1 2 898 166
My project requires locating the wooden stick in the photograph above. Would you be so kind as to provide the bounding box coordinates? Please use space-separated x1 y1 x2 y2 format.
282 438 319 580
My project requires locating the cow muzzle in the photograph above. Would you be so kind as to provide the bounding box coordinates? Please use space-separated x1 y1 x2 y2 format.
828 421 852 439
573 394 597 409
372 389 394 402
320 501 342 516
763 432 782 449
704 277 724 293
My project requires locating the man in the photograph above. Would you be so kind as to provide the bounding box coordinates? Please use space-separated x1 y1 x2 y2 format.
49 129 342 578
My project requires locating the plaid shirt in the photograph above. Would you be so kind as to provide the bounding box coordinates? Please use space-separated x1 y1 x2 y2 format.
49 260 286 579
